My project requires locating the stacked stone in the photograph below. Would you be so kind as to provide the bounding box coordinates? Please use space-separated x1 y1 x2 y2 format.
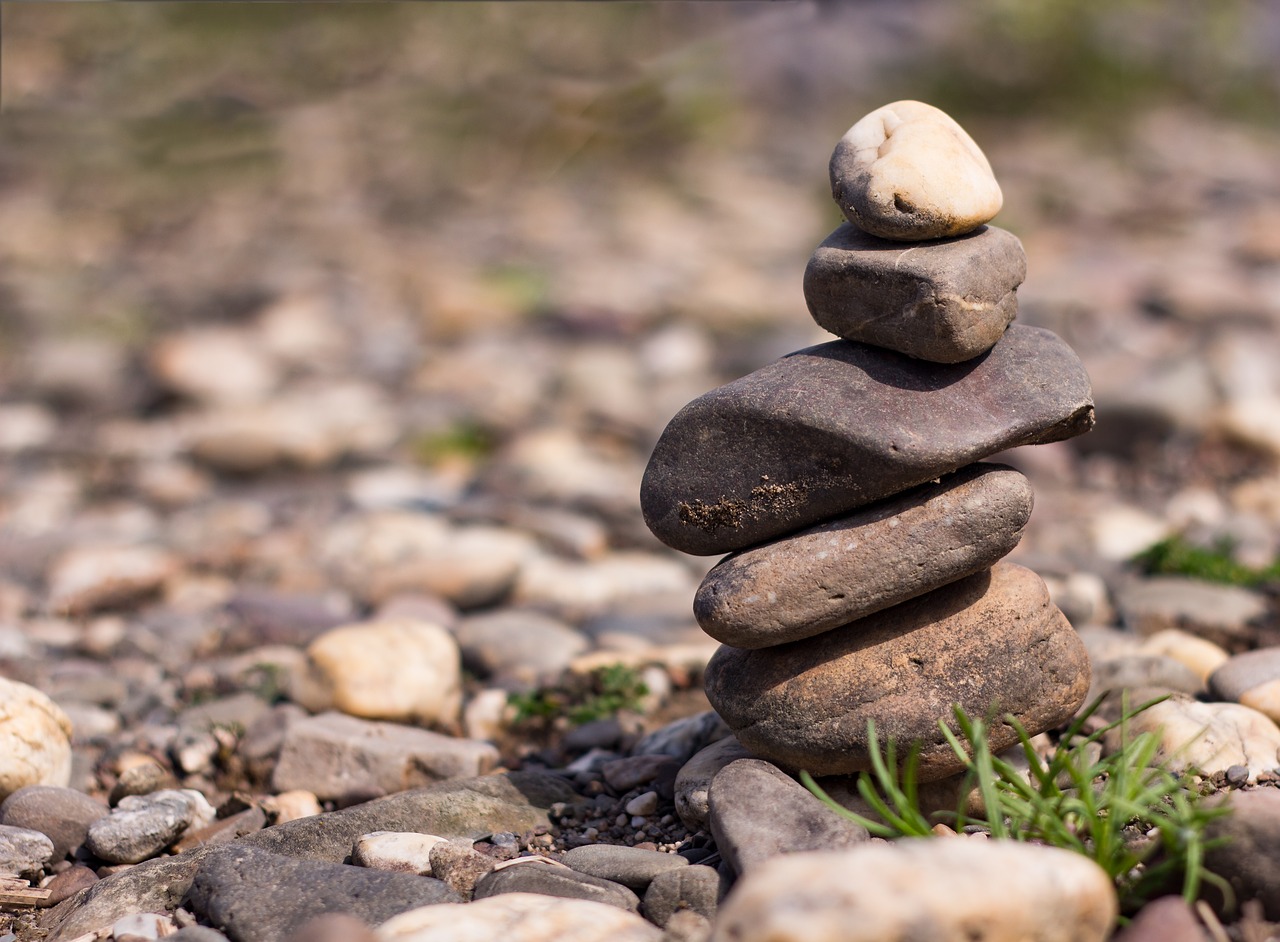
641 101 1097 782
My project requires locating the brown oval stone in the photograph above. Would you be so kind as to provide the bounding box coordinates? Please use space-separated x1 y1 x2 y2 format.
694 463 1032 649
703 562 1090 780
640 325 1094 556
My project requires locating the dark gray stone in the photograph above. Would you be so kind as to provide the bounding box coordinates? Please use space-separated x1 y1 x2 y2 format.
804 223 1025 363
1210 647 1280 702
453 610 587 686
641 325 1094 555
707 759 867 875
85 791 198 865
705 563 1091 780
42 853 205 942
0 785 107 859
641 865 723 928
187 844 460 942
674 736 757 830
474 862 641 911
633 712 730 764
0 824 54 878
693 463 1031 648
561 843 688 892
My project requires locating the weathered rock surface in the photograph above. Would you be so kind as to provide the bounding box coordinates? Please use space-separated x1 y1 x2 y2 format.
641 865 722 928
829 100 1003 241
1118 695 1280 782
694 463 1031 647
0 784 108 858
474 861 640 911
0 824 54 878
377 892 663 942
187 844 461 942
704 563 1090 779
674 736 756 830
804 224 1025 362
707 759 868 874
712 840 1115 942
642 326 1093 555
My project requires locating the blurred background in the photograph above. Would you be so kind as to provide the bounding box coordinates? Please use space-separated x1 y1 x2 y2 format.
2 1 1280 732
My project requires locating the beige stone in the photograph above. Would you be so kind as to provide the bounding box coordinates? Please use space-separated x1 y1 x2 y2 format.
46 544 177 615
829 100 1002 241
1138 629 1229 684
1121 695 1280 782
0 679 73 800
711 841 1116 942
296 619 462 726
377 892 662 942
704 563 1090 780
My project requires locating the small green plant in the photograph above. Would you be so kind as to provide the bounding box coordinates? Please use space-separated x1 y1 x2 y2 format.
508 663 649 728
1133 535 1280 587
411 421 496 467
802 697 1234 913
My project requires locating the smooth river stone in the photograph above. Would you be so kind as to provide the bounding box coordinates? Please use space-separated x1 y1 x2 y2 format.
803 224 1025 363
704 563 1090 780
694 463 1031 648
829 100 1003 242
641 326 1093 556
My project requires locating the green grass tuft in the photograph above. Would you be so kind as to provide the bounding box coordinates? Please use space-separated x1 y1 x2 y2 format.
802 696 1234 915
508 663 649 728
1133 536 1280 587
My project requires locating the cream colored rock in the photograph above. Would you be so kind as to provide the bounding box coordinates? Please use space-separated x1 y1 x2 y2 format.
1138 629 1229 684
0 679 73 800
46 544 177 615
295 619 462 726
352 831 449 875
1122 695 1280 782
829 100 1002 241
149 327 280 406
712 841 1116 942
377 892 662 942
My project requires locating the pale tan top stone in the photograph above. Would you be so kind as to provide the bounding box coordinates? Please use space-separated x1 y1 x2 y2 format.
830 100 1003 241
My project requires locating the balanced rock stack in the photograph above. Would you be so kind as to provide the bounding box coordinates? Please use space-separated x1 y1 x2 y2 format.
641 101 1097 783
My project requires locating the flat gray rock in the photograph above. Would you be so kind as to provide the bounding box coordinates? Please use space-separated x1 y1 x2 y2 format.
1116 577 1268 649
694 463 1031 648
84 790 203 865
641 326 1093 555
706 759 868 875
804 224 1025 363
187 844 460 942
562 843 688 892
641 865 723 928
674 736 756 830
0 785 108 860
705 563 1091 780
474 861 640 911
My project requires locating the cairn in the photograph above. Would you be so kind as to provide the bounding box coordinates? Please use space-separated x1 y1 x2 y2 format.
641 100 1095 782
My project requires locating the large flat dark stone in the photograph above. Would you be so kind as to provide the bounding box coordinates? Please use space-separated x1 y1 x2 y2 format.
641 325 1092 555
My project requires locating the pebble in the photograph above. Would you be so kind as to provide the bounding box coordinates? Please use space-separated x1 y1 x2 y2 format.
641 326 1093 555
0 678 73 800
149 327 280 406
453 610 589 687
673 736 755 829
293 618 463 725
85 790 214 864
693 464 1032 647
0 785 108 858
222 587 355 648
1121 695 1280 782
1116 576 1268 648
707 759 867 875
804 224 1024 362
624 791 660 817
351 831 448 875
0 824 55 878
1203 788 1280 918
711 840 1116 942
633 711 731 764
705 564 1089 778
169 928 231 942
1087 654 1204 702
112 911 179 941
602 755 679 793
187 844 461 942
562 844 688 892
271 712 499 803
1137 629 1229 684
1111 895 1208 941
284 914 377 942
428 838 496 899
641 865 722 928
44 544 177 615
828 100 1003 241
1210 647 1280 723
474 862 641 912
376 892 663 942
